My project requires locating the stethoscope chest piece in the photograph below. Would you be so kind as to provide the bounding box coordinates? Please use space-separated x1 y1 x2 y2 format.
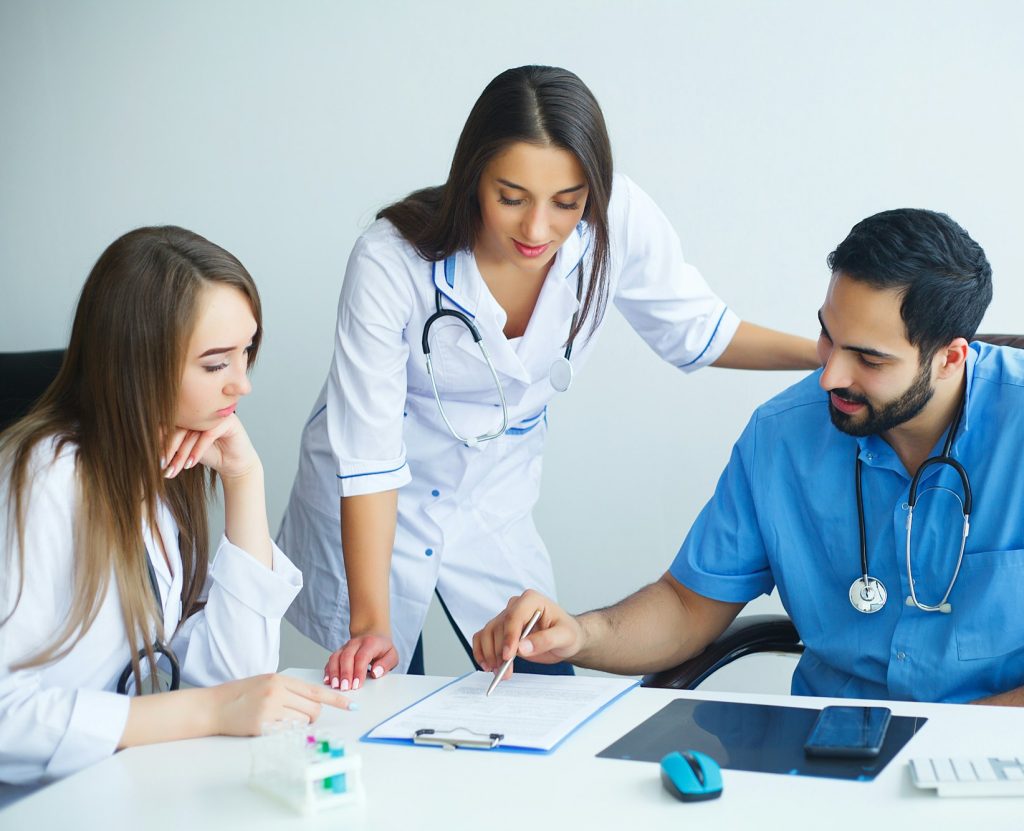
549 356 573 393
849 575 887 614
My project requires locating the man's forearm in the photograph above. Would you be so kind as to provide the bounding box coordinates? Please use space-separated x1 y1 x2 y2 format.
571 576 742 676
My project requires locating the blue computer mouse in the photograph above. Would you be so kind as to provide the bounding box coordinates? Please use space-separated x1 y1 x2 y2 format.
660 750 723 802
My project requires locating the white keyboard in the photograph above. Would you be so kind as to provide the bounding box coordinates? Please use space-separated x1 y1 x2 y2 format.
910 757 1024 798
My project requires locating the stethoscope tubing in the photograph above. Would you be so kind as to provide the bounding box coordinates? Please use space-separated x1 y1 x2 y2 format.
853 392 971 615
116 554 181 694
422 252 584 446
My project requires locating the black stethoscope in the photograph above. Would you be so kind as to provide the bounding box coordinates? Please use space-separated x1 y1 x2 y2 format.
116 555 181 694
850 392 971 615
421 243 585 447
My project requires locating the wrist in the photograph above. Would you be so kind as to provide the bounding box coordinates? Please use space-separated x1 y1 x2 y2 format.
348 589 390 638
348 615 391 639
202 684 230 736
218 459 264 486
570 612 598 664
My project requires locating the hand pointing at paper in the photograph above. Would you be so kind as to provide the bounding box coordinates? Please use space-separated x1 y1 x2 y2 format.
473 575 744 679
472 591 585 680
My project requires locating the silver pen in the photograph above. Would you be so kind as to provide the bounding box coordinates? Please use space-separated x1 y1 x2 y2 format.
485 609 542 696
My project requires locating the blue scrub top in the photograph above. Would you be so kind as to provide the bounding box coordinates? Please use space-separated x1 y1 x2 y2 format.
670 341 1024 703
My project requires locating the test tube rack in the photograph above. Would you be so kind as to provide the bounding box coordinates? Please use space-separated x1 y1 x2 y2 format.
250 724 365 815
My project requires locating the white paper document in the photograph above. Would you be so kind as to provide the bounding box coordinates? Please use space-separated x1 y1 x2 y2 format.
363 671 638 752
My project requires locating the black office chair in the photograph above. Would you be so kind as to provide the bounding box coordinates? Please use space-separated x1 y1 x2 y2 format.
0 350 65 432
642 333 1024 691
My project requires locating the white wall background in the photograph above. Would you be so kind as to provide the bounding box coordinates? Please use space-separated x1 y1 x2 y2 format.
3 1 1022 689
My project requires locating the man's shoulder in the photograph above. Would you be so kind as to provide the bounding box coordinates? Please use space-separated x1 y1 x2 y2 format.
972 341 1024 390
750 370 829 426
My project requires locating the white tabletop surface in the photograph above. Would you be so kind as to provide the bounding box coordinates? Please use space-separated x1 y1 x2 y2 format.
3 670 1022 831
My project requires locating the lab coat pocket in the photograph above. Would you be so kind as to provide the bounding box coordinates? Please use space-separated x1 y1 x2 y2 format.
954 547 1024 660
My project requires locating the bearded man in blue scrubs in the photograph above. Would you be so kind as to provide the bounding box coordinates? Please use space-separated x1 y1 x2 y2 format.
474 207 1024 705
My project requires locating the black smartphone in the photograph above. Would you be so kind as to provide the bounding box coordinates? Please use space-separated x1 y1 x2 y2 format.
803 705 892 759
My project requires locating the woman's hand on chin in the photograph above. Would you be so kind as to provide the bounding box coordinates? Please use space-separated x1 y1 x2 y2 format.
162 414 261 480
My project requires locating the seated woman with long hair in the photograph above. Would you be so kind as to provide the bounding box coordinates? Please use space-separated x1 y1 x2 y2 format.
0 227 350 785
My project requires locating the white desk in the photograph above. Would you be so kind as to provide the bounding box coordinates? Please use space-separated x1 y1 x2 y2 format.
3 671 1022 831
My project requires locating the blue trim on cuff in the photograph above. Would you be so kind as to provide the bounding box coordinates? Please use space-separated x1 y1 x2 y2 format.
677 307 729 369
305 403 327 427
337 462 408 480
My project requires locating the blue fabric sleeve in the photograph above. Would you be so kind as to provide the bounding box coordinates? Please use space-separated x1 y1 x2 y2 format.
669 414 775 602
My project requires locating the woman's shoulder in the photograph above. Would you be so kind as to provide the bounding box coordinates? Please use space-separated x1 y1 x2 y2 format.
607 172 659 226
351 217 427 270
0 436 78 565
12 436 79 503
341 218 428 308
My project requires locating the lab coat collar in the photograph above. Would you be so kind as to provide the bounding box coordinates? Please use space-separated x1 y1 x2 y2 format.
143 504 179 633
436 251 530 387
514 224 590 379
432 254 483 319
431 223 588 321
549 221 588 289
433 225 590 387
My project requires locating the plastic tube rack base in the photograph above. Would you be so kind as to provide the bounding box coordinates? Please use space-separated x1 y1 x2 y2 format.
250 722 365 815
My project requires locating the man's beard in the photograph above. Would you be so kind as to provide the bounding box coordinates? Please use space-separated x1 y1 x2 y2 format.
828 361 935 437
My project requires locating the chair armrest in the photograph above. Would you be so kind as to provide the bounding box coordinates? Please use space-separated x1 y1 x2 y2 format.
641 614 803 691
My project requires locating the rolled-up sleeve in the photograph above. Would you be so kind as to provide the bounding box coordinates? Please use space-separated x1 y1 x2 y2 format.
172 537 302 685
0 675 129 785
328 230 415 497
669 413 775 601
611 176 740 372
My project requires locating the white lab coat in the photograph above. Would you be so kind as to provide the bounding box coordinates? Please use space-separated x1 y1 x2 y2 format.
0 439 303 785
278 174 739 671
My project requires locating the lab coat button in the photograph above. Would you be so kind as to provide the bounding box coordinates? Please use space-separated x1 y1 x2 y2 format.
425 548 434 557
431 489 440 497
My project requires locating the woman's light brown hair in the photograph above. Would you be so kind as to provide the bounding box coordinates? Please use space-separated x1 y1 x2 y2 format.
1 225 262 691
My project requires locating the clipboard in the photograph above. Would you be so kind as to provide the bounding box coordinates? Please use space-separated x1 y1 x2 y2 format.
412 727 504 750
361 671 638 753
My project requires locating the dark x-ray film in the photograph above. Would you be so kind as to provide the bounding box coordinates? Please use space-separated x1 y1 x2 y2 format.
597 699 927 781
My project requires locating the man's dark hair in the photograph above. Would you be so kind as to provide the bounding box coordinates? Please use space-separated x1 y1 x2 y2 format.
827 209 992 360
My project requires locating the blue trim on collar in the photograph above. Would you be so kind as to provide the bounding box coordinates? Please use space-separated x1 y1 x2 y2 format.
444 255 456 288
570 223 588 277
432 259 474 318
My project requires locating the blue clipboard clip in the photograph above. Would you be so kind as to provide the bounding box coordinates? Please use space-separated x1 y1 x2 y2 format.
413 727 504 751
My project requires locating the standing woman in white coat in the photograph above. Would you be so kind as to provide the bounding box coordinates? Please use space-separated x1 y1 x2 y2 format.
0 227 350 786
279 65 818 690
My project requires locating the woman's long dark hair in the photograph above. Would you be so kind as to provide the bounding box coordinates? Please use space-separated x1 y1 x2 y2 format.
378 65 614 342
